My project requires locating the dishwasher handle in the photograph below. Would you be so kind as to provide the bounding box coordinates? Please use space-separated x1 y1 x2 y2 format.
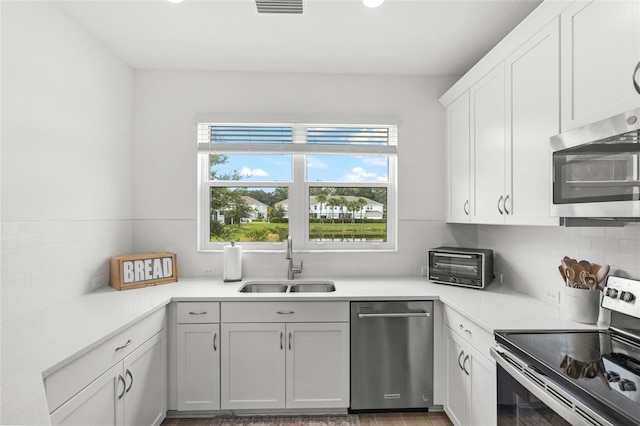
358 312 430 319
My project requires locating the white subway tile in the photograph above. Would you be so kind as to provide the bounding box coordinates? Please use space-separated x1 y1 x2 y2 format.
619 239 640 255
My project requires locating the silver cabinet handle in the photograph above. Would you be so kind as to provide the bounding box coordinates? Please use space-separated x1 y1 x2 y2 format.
125 369 133 393
504 194 511 215
117 375 126 400
189 311 208 316
497 195 504 215
213 333 217 351
458 350 465 371
288 332 292 350
115 339 132 352
280 332 284 350
277 311 295 315
463 200 469 216
358 312 430 318
459 323 472 335
463 355 470 376
433 252 473 259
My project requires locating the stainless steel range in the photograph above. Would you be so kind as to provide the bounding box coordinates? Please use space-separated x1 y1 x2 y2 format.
493 276 640 426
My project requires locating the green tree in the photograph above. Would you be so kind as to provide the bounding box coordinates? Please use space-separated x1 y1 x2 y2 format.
315 193 327 223
326 198 340 224
226 197 254 227
338 196 348 223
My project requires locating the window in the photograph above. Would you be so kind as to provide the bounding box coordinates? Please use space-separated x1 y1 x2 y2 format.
197 120 397 251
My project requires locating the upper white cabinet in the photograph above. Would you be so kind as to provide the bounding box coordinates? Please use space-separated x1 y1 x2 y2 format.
505 18 560 226
561 0 640 131
446 92 471 223
470 64 507 224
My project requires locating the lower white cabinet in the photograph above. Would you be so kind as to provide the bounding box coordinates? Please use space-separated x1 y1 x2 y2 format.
220 322 350 410
219 301 350 411
443 317 496 426
175 302 221 411
50 331 166 426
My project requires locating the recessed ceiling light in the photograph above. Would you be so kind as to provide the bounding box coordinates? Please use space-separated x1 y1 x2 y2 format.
167 0 184 3
363 0 384 8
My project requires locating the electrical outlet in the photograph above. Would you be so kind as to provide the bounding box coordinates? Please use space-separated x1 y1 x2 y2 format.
421 266 428 277
545 290 560 304
203 268 216 276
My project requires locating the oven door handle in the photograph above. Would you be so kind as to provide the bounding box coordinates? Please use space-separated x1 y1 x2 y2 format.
490 347 614 426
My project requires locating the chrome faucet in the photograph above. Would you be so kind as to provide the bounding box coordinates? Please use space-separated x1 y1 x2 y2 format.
286 236 303 280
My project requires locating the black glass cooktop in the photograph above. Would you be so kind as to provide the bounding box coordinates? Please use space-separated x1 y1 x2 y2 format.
496 330 640 425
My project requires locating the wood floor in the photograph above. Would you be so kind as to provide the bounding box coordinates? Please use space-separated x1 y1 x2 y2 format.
161 412 453 426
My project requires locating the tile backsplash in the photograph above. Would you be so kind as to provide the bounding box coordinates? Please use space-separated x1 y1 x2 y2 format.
1 220 132 321
477 223 640 304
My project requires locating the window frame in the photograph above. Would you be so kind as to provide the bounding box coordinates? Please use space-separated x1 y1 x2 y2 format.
197 119 398 252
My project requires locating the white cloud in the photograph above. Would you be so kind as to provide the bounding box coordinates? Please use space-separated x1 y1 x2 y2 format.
342 166 379 182
239 166 268 177
362 156 388 167
307 158 328 169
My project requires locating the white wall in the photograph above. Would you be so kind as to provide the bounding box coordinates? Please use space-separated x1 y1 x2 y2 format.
1 2 134 321
476 223 640 305
132 70 477 278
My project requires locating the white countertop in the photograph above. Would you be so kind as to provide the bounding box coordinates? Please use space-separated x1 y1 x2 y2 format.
0 277 599 425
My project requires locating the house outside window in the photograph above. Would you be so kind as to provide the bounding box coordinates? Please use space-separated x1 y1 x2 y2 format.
197 118 397 251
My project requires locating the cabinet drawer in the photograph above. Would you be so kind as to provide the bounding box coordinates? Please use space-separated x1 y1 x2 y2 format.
44 308 166 413
443 306 495 359
221 301 349 323
177 302 220 324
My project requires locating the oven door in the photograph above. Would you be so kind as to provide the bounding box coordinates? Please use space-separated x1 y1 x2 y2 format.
491 347 614 426
428 251 483 287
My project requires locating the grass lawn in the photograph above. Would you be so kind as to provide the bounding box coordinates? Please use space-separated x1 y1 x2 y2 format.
211 221 387 242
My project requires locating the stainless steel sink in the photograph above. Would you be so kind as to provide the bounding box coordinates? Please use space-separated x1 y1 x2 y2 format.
289 282 336 293
238 282 288 293
238 280 335 293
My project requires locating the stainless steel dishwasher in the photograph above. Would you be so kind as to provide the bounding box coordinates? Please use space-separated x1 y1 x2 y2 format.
350 301 434 411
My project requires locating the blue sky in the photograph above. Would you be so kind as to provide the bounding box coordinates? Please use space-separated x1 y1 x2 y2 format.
216 154 389 182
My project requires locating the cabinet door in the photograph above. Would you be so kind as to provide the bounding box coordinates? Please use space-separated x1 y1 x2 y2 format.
561 0 640 131
50 363 124 426
447 92 471 223
505 18 560 226
221 323 286 410
467 344 497 426
285 322 350 409
470 64 507 224
122 332 165 426
444 328 467 426
177 323 220 411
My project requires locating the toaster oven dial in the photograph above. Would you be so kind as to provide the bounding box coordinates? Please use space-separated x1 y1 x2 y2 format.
606 288 619 299
449 277 458 284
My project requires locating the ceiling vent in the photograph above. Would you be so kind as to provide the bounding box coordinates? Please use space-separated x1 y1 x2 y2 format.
255 0 303 14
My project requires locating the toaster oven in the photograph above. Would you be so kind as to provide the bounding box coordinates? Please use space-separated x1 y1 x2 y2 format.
428 247 494 289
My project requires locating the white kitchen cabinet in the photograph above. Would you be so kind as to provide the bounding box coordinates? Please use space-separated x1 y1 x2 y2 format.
46 309 166 426
285 322 350 409
176 302 220 411
50 331 166 426
561 0 640 132
470 64 506 224
504 18 560 226
220 301 350 411
446 91 471 223
467 18 560 226
443 307 496 426
221 322 287 410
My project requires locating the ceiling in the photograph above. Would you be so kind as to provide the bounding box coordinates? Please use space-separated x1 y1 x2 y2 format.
54 0 542 76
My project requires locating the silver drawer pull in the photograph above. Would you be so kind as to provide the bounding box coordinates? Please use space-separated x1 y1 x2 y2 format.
358 312 430 318
277 311 295 315
189 311 208 315
459 324 472 334
115 339 132 352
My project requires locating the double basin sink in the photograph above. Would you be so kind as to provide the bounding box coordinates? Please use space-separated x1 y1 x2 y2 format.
239 280 335 293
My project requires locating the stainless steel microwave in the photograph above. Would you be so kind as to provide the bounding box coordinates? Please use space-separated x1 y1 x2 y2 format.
551 107 640 219
428 247 493 289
